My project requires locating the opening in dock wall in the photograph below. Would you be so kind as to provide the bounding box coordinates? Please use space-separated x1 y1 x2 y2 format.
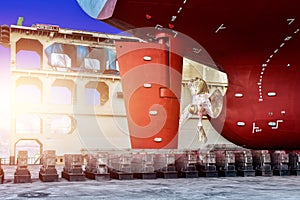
15 139 43 165
85 81 109 105
16 50 40 69
16 114 41 134
16 38 42 69
45 44 111 72
51 86 72 105
50 115 74 135
87 47 116 72
16 77 42 104
45 43 90 71
85 88 100 106
51 79 75 105
44 43 117 73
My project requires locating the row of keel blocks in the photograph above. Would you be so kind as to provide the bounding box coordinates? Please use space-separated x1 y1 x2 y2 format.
3 150 300 184
41 150 300 179
174 150 300 177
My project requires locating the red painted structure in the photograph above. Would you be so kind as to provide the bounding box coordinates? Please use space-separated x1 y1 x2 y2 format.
88 0 300 149
116 34 183 148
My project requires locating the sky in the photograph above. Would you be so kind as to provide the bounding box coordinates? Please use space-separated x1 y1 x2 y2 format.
0 0 120 152
0 0 120 33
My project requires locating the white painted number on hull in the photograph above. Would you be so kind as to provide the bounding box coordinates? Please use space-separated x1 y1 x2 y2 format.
252 122 262 133
215 24 226 33
271 120 283 129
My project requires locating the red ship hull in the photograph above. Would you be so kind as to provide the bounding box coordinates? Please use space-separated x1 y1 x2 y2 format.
80 0 300 149
211 64 300 149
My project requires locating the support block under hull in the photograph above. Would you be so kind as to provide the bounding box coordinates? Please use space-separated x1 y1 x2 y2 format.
290 170 300 176
110 171 133 180
85 171 110 181
14 174 31 183
178 171 199 178
255 170 273 177
133 172 157 179
61 171 85 181
39 172 59 182
0 174 3 184
199 171 219 177
237 170 256 177
218 170 237 177
156 171 178 179
273 170 290 176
